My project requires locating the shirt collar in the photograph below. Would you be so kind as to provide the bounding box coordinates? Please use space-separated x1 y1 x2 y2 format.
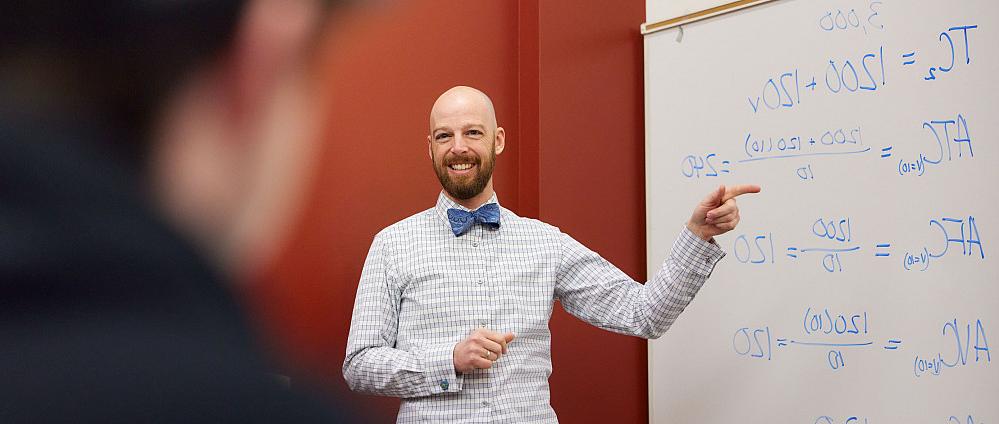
434 191 501 226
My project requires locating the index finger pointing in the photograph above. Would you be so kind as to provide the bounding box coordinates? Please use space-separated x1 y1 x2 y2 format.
723 184 761 201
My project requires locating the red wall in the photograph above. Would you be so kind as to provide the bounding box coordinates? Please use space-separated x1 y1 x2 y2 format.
536 2 649 422
248 1 648 421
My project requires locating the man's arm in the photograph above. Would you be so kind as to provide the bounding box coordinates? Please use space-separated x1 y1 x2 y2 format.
555 184 759 338
554 227 723 339
342 234 463 398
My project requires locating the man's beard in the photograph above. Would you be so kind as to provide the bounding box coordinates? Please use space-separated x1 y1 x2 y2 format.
433 148 496 200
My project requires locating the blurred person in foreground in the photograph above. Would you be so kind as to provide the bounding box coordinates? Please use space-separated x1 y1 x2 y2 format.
0 1 357 422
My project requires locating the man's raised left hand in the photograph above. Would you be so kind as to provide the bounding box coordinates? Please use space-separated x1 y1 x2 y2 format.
687 184 761 241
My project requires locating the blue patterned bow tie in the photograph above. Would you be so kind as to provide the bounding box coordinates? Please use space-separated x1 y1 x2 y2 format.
447 203 501 237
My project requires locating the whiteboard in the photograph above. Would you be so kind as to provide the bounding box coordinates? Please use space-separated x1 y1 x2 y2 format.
645 1 997 423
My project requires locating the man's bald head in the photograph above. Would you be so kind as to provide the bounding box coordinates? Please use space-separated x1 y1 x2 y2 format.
429 86 497 133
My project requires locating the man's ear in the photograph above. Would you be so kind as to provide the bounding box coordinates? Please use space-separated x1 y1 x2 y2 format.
227 0 321 124
494 127 506 155
427 135 434 160
150 0 326 280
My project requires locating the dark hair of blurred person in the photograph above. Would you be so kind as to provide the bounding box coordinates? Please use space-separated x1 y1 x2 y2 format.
0 1 357 422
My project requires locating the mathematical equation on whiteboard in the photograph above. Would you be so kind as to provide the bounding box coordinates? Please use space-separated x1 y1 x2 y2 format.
733 309 991 376
676 0 981 180
730 216 984 272
809 416 984 424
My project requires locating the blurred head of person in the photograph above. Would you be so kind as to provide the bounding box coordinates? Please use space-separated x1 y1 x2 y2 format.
0 0 339 280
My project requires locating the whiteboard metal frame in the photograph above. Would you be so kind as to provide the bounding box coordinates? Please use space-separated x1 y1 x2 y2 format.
641 0 780 35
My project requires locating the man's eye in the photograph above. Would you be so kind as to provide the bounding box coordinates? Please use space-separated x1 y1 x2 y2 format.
467 130 483 136
435 133 451 141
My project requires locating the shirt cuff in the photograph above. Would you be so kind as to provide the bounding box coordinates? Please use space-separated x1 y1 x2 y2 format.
425 341 463 395
672 226 726 277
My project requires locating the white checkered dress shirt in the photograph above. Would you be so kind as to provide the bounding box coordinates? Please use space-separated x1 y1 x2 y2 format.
343 192 724 423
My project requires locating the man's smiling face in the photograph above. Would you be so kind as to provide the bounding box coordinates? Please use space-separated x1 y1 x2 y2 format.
427 87 504 201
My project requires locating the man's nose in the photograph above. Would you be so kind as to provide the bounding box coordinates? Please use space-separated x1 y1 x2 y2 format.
450 134 470 153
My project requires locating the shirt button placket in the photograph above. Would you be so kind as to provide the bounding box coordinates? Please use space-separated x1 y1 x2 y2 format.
484 236 498 416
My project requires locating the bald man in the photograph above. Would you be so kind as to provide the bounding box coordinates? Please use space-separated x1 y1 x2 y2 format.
343 86 760 423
